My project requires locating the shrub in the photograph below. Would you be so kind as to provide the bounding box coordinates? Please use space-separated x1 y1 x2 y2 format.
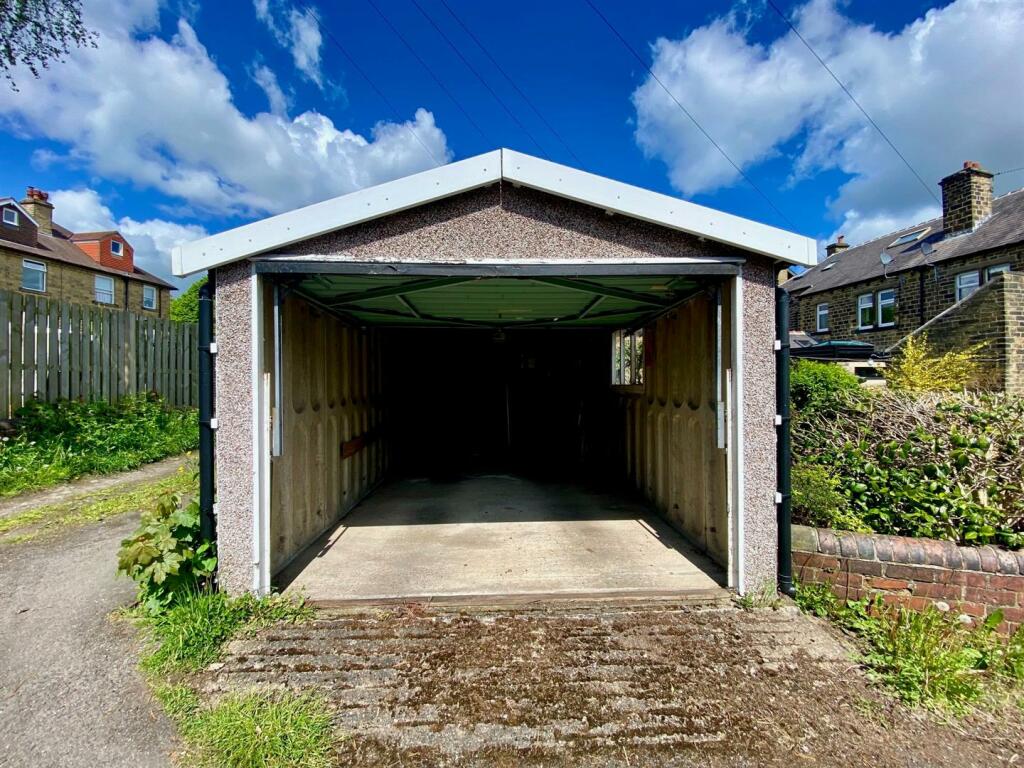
791 463 868 531
118 490 216 614
884 334 986 393
0 394 198 496
170 276 206 324
794 390 1024 547
790 359 863 413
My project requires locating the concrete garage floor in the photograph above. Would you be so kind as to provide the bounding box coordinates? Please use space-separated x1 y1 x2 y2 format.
278 475 726 604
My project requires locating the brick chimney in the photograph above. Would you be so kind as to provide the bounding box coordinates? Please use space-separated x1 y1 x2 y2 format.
825 235 849 259
19 187 53 236
939 161 993 236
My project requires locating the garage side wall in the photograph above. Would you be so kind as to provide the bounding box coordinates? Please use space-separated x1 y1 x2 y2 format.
622 291 730 567
269 294 388 574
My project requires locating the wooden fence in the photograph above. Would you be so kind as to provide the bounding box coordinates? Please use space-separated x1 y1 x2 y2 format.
0 289 198 417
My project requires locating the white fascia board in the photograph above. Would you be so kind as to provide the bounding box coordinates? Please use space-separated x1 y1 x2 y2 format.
173 151 502 276
0 198 40 228
501 150 816 267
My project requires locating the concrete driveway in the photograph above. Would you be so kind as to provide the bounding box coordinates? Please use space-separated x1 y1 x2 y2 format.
0 514 176 767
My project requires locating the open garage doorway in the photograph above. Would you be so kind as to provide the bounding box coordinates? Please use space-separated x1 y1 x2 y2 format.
261 265 737 604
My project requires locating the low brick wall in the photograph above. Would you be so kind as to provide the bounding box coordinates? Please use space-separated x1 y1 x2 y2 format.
793 525 1024 634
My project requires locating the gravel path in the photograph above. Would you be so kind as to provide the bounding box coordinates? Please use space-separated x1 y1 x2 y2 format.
0 512 176 767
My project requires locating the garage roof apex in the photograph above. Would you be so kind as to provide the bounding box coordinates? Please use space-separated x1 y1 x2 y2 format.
172 149 816 276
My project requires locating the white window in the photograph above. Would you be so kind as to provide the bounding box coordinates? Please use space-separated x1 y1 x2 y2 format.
986 263 1010 280
110 240 124 257
857 294 875 329
94 275 115 304
815 303 829 332
142 284 157 310
611 328 644 386
21 260 46 292
888 227 930 248
2 208 18 226
877 289 896 327
955 271 980 303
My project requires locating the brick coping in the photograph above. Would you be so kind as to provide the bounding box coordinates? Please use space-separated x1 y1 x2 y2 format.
793 524 1024 576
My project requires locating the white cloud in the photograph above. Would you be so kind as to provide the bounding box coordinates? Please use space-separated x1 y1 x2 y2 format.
253 0 324 88
49 188 207 288
633 0 1024 245
0 0 450 218
252 64 290 116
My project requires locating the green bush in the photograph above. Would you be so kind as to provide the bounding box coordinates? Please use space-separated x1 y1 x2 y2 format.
118 490 216 614
790 359 863 413
170 275 206 324
793 390 1024 547
884 334 986 393
796 582 1022 712
0 394 199 496
791 463 868 531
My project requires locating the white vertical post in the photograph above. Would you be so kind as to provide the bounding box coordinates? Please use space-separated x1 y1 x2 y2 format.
730 268 746 594
251 269 272 595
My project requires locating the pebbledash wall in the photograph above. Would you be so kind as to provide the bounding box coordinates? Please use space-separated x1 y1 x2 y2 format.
793 525 1024 635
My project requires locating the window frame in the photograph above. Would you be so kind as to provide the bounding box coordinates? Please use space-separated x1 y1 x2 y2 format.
986 263 1010 280
876 288 896 328
110 239 124 257
857 293 875 330
142 284 157 310
94 275 115 305
21 259 46 293
815 303 829 332
611 328 645 387
888 227 930 248
2 208 19 226
955 270 980 303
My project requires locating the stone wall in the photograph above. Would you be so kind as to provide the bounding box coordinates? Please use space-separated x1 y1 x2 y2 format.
793 525 1024 634
790 244 1024 352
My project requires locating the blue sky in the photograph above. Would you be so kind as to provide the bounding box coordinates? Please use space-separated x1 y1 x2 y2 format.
1 0 1022 288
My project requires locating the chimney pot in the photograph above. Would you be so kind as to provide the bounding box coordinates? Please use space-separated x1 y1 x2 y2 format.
19 186 54 236
825 234 850 258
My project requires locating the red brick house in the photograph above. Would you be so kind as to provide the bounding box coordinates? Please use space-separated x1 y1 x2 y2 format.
0 188 173 317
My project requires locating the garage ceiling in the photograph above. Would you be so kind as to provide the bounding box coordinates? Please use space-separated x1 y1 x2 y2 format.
291 274 704 329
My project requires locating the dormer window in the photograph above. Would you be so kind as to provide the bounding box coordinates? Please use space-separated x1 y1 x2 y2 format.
888 228 929 248
2 208 18 226
110 240 124 257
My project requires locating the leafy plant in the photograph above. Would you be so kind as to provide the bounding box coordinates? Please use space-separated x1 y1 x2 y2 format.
118 489 216 614
791 463 869 531
884 334 987 393
0 394 199 497
790 359 863 414
171 275 207 323
0 0 96 90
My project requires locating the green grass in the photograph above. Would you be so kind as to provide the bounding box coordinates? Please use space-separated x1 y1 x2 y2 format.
0 395 198 497
0 463 196 544
796 582 1024 713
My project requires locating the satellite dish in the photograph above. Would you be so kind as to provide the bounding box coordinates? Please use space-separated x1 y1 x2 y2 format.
880 250 893 266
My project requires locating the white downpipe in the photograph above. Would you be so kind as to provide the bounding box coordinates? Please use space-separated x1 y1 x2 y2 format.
250 268 271 595
732 269 746 594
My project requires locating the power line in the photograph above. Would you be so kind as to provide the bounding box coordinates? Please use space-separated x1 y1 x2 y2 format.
581 0 797 229
409 0 550 159
765 0 940 205
437 0 584 167
363 0 492 146
994 166 1024 177
303 5 445 168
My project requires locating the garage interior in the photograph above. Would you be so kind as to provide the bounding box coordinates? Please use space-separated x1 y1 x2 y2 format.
261 267 735 603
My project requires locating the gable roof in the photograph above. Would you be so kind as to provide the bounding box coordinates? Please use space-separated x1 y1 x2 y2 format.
786 188 1024 296
70 230 119 241
172 149 816 276
0 198 39 227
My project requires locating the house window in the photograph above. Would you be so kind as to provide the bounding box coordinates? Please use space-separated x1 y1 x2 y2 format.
815 303 829 332
888 227 930 248
142 284 157 310
2 208 18 226
857 293 875 329
110 240 124 257
955 270 980 302
986 263 1010 280
877 289 896 327
611 328 644 386
94 275 115 304
21 260 46 292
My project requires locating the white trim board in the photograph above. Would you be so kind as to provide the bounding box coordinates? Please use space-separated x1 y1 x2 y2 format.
173 149 816 276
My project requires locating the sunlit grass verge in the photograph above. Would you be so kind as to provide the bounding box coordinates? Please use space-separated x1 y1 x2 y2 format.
139 590 313 675
796 582 1024 713
155 684 337 768
0 463 196 544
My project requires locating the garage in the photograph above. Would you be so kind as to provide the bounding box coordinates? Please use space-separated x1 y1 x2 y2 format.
174 149 816 600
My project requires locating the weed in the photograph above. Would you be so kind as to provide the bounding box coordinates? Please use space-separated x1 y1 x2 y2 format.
182 689 337 768
735 581 782 611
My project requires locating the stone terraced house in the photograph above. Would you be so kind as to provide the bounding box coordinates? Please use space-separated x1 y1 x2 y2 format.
0 188 173 317
785 161 1024 393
